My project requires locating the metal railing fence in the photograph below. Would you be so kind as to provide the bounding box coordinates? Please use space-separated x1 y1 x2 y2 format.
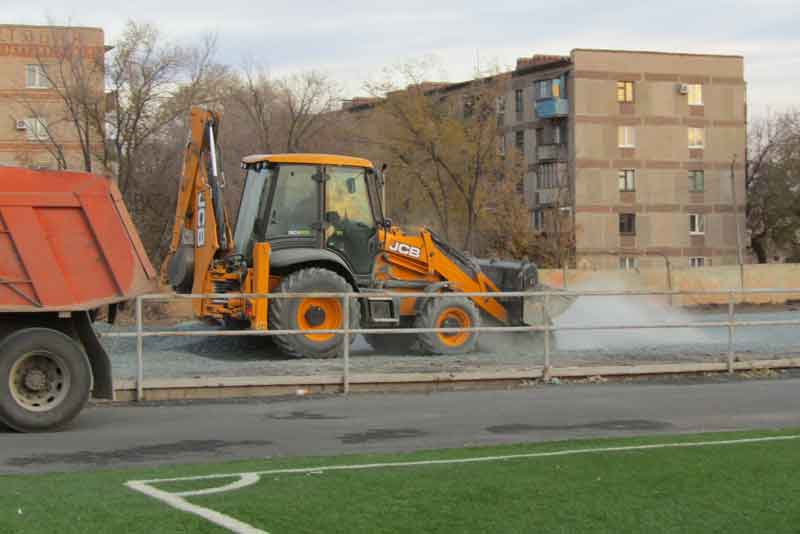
100 288 800 401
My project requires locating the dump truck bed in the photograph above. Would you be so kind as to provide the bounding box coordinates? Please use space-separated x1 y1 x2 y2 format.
0 167 156 312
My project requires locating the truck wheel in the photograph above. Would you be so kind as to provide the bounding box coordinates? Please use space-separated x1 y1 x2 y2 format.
269 268 360 359
415 296 480 355
0 328 92 433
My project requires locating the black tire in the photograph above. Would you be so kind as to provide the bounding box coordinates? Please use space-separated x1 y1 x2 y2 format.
0 328 92 433
415 296 480 355
269 268 360 359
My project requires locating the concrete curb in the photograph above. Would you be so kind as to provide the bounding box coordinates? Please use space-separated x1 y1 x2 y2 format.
111 358 800 402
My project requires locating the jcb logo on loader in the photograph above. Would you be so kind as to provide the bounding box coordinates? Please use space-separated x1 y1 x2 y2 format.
196 192 206 247
389 241 421 259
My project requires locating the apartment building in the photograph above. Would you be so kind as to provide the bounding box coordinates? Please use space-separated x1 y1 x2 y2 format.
347 48 747 270
0 24 106 170
503 49 747 269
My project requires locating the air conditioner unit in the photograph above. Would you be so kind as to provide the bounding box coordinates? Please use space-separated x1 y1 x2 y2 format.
678 83 689 95
15 120 27 131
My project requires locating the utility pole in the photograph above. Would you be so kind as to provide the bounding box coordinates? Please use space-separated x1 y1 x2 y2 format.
730 155 745 288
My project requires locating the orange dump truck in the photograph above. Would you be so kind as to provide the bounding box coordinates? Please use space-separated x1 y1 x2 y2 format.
0 167 155 432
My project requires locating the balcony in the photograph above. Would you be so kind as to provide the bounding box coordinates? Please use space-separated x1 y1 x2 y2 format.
535 98 569 119
536 143 567 161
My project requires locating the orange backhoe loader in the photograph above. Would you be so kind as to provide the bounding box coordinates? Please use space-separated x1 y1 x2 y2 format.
165 108 573 359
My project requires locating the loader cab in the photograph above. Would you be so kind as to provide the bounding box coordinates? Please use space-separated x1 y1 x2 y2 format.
233 154 384 279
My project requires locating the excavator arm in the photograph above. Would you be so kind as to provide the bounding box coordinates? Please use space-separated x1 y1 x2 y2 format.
164 107 233 297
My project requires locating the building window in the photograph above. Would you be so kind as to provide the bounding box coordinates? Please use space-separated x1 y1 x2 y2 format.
618 126 636 148
619 256 638 270
533 210 544 231
689 213 705 235
689 170 705 192
496 96 505 115
24 118 49 141
515 89 524 113
688 127 705 149
535 80 551 100
619 213 636 235
535 78 564 100
536 162 560 189
497 136 506 157
618 169 635 192
687 84 703 106
496 96 505 127
616 81 634 103
553 123 565 145
25 65 50 89
689 257 706 268
463 96 475 118
514 130 525 152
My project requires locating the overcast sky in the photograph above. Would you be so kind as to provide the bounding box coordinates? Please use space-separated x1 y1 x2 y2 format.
8 1 799 116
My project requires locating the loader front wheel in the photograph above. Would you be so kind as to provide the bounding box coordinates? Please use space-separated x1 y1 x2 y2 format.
269 268 360 359
415 296 480 355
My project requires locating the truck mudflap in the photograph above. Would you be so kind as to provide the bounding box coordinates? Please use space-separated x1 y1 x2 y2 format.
522 284 576 326
73 312 114 400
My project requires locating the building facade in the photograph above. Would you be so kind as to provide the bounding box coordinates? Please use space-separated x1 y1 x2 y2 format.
0 24 106 170
501 49 747 269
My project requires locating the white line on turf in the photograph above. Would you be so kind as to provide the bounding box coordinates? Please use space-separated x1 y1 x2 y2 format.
125 433 800 534
126 479 268 534
174 473 261 497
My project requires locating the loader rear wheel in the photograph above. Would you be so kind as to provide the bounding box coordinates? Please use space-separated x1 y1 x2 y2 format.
0 328 91 433
269 268 360 359
415 296 480 355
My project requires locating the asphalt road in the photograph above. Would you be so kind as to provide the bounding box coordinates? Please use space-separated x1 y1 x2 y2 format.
2 376 799 474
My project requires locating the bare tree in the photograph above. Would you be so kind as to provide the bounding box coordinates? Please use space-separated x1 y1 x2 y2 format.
104 22 224 193
228 63 278 153
278 71 340 153
747 110 800 262
14 26 106 172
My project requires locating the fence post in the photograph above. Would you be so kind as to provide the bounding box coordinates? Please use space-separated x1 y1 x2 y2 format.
342 294 350 395
727 290 736 374
135 295 144 402
543 292 551 380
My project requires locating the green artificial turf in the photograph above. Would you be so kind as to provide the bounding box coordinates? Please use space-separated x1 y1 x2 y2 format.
2 429 799 534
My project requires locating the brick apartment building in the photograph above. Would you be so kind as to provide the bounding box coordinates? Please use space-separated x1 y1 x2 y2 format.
0 24 106 170
346 49 747 270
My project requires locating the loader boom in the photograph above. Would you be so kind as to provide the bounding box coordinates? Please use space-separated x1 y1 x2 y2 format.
165 108 234 308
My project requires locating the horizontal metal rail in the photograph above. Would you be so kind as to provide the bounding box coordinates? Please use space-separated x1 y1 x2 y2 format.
136 288 800 300
102 318 800 339
115 287 800 401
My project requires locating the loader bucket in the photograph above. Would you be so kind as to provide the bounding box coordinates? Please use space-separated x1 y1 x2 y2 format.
522 284 577 325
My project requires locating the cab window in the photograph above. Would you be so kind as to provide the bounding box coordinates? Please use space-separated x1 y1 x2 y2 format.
265 164 319 239
325 166 376 274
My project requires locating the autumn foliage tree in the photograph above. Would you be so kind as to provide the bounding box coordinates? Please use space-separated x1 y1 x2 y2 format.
362 65 530 255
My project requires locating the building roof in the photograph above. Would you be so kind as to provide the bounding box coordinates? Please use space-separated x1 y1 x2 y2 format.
0 23 104 31
241 153 375 169
571 48 744 60
513 55 572 77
